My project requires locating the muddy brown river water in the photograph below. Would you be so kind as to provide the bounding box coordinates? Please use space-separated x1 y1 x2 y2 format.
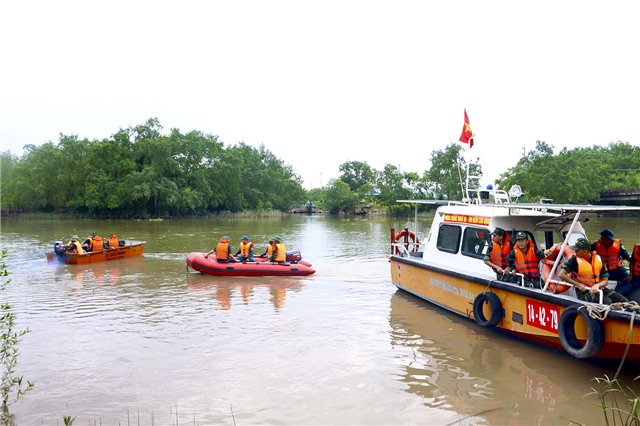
1 214 639 424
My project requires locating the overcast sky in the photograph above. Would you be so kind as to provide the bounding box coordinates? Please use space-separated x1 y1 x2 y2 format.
2 1 638 189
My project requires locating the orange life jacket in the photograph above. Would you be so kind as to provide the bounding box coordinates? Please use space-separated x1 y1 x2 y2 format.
514 241 540 278
594 239 624 270
239 241 254 258
66 240 85 254
489 240 511 269
274 243 287 262
576 252 604 286
108 235 119 248
630 244 640 279
216 240 231 260
91 236 104 251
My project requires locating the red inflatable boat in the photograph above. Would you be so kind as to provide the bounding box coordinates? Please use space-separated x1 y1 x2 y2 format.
186 251 315 277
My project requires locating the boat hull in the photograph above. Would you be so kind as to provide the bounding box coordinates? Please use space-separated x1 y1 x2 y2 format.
186 252 315 277
390 255 640 362
46 241 146 265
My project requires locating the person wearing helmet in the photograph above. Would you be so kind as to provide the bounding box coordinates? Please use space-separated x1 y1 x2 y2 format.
270 235 287 263
592 229 631 293
205 235 237 262
259 237 275 258
235 235 255 262
483 227 511 281
505 231 547 288
84 232 104 252
65 235 85 254
107 234 120 249
559 238 628 305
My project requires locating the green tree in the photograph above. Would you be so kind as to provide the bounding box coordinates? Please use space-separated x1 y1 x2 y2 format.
323 179 358 214
306 187 326 210
377 164 413 214
339 161 375 192
426 143 479 200
0 153 18 211
56 135 92 211
82 134 138 215
603 142 640 188
169 129 224 214
498 140 556 202
496 141 640 204
7 142 67 212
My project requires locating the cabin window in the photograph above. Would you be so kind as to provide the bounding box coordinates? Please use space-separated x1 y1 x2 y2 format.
436 225 461 254
461 227 492 259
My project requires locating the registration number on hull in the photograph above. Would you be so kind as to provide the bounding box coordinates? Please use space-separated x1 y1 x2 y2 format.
526 300 560 333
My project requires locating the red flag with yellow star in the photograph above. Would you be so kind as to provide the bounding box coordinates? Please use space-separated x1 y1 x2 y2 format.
459 109 474 148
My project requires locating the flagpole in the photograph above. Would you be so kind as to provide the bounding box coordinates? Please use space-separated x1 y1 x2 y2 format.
464 134 476 203
458 109 475 202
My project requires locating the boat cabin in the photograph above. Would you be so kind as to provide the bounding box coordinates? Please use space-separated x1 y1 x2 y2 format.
396 202 588 285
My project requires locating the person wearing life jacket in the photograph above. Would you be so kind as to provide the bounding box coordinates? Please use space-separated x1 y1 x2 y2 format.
84 232 104 252
615 243 640 297
483 227 512 281
107 234 120 249
592 229 630 283
559 238 627 304
205 236 237 263
259 238 275 258
270 235 287 263
235 235 255 262
65 235 85 254
505 231 547 288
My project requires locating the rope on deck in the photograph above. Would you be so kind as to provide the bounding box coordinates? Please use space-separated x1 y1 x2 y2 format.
584 301 640 321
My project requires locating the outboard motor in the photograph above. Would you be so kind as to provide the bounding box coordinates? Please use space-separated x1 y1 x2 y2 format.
53 241 65 257
285 250 303 263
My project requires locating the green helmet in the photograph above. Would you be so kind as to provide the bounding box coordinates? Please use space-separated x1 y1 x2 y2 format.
572 238 591 251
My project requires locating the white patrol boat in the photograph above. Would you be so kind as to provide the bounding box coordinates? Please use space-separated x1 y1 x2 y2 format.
389 184 640 362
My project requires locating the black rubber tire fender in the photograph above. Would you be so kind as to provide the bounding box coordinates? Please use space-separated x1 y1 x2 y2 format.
472 292 503 327
558 304 605 359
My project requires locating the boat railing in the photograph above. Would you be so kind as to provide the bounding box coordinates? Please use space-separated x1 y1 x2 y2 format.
464 188 512 205
545 279 604 304
391 242 423 257
520 273 605 305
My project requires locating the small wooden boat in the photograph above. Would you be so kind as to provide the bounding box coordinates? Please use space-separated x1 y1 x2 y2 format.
186 251 315 277
46 240 146 265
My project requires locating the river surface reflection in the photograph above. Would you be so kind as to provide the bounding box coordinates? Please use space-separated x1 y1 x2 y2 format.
0 214 639 424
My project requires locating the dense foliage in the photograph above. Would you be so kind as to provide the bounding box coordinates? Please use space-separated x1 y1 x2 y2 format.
2 119 638 217
316 141 640 213
496 141 640 204
319 144 481 214
0 119 306 217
